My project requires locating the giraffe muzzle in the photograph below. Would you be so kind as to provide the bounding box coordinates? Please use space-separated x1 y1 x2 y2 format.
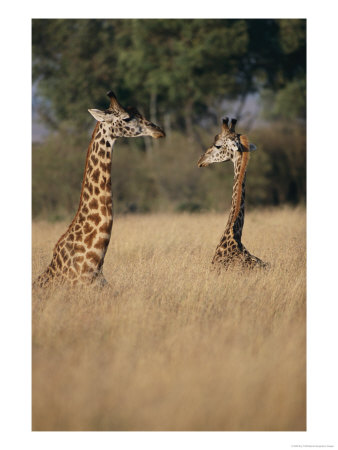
152 127 166 139
197 154 209 167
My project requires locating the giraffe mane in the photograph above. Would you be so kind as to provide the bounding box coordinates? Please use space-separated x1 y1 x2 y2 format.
231 135 250 226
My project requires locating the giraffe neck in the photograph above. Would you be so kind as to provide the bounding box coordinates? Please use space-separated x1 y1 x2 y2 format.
52 122 116 281
224 138 250 244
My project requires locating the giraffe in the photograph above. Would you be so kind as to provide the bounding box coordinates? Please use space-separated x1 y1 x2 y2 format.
197 117 268 270
34 91 165 288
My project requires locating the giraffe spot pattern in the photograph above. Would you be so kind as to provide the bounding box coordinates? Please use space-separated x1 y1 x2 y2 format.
91 155 99 166
84 230 97 248
99 221 113 234
94 237 110 250
87 213 101 226
75 230 83 241
84 223 94 234
89 198 99 209
35 102 167 287
87 251 101 265
74 243 86 253
91 169 100 183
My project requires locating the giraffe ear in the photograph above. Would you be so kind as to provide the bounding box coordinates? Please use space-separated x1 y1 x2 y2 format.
249 144 257 152
88 109 106 122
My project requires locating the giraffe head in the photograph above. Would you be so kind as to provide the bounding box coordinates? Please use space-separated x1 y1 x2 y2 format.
88 91 165 139
197 118 256 167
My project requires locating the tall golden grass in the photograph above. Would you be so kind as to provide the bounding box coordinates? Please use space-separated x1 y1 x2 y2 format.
32 207 306 431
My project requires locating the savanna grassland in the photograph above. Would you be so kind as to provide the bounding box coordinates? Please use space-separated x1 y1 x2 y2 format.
32 207 306 431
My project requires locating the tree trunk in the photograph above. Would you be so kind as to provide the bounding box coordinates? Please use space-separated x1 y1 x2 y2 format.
184 99 205 151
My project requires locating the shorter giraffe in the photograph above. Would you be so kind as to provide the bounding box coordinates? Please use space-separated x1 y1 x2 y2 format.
198 117 268 270
34 91 165 288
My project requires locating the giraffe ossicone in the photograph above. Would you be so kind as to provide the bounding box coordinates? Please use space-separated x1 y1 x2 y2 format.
34 91 165 288
198 117 268 270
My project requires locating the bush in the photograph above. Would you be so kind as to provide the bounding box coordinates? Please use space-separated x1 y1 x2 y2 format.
32 122 306 220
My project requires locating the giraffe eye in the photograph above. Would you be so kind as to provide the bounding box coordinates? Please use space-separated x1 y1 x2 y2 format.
122 117 133 123
215 145 221 149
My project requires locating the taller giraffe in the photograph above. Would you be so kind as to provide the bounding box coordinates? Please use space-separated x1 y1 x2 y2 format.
198 117 268 270
35 91 165 288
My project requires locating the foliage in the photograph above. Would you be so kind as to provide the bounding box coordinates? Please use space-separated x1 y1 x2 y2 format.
32 19 306 218
32 19 306 131
32 122 306 219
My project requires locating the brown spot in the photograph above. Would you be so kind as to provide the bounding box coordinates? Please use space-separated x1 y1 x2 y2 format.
82 262 94 274
94 237 110 250
65 242 73 251
89 198 99 209
88 213 101 226
91 154 99 166
96 132 101 140
99 220 113 234
100 138 105 145
82 205 89 215
84 230 97 248
84 223 94 234
74 256 84 264
94 186 100 195
100 161 111 172
87 183 93 195
74 243 86 253
87 251 101 265
75 224 81 231
63 267 68 274
106 141 110 147
91 169 100 183
101 206 107 216
60 247 67 260
106 151 110 158
98 148 105 158
75 230 83 241
56 255 62 269
74 262 80 273
69 233 74 241
106 181 112 193
78 213 86 224
99 195 107 205
99 195 112 207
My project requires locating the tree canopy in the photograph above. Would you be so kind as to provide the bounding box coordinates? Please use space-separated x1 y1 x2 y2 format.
32 19 306 218
32 19 306 134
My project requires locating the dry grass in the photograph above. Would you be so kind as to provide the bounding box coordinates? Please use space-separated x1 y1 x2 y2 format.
32 207 306 431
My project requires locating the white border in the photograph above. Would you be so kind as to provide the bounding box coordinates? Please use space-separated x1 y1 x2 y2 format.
1 1 337 449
